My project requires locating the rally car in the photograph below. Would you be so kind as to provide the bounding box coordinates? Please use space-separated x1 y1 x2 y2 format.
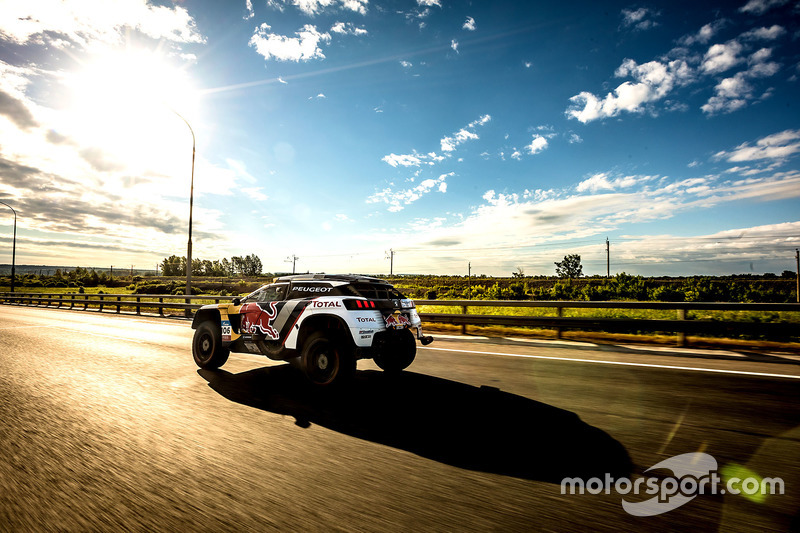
191 274 433 386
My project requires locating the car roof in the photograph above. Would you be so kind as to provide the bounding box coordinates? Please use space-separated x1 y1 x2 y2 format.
273 273 390 284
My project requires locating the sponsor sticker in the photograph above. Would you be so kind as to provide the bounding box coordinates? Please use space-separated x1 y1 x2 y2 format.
310 300 342 308
221 320 232 341
293 286 333 293
385 313 411 329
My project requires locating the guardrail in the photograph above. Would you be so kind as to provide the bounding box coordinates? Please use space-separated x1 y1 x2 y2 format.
413 299 800 345
1 293 798 345
0 292 234 316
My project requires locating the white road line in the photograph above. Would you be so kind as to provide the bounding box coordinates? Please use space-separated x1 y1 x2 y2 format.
419 346 800 380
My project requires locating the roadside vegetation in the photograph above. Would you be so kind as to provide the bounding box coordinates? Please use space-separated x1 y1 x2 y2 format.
1 263 797 349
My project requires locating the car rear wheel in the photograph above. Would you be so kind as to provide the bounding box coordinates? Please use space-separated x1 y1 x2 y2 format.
192 321 230 370
373 328 416 373
301 331 355 386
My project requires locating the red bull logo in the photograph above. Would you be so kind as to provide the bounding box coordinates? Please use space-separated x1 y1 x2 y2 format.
384 312 411 329
242 302 280 340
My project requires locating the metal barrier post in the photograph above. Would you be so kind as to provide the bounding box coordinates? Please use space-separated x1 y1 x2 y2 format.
98 295 104 312
159 297 164 317
461 305 468 335
677 308 687 347
555 305 563 339
116 296 121 313
136 297 141 315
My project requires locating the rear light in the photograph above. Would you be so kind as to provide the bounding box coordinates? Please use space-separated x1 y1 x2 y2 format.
343 299 378 310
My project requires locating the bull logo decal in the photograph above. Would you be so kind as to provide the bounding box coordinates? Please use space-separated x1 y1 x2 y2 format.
385 312 411 329
242 302 280 340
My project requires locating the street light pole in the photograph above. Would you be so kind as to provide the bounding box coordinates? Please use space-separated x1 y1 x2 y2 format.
0 201 16 293
172 111 195 306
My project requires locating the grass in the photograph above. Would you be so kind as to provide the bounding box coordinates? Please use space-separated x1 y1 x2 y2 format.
416 304 800 323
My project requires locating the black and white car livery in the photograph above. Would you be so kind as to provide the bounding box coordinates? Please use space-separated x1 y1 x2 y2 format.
191 274 433 385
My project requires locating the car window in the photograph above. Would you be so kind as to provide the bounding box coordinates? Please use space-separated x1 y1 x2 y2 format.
347 283 407 300
259 284 288 302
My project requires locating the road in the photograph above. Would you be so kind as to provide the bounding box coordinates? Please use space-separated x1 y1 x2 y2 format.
1 305 798 531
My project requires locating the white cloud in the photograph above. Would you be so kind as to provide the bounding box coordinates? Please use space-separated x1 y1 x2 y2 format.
463 17 476 31
245 0 255 19
382 153 424 168
714 129 800 162
330 22 368 36
576 173 652 193
399 60 413 68
621 7 659 30
739 0 790 15
701 49 781 115
568 133 583 144
451 39 459 53
526 135 548 155
367 172 452 212
701 73 752 114
679 21 725 46
0 0 205 47
701 41 744 74
241 187 269 201
249 24 331 62
566 59 692 123
417 0 441 6
281 0 368 16
741 25 785 40
396 169 800 272
440 114 491 153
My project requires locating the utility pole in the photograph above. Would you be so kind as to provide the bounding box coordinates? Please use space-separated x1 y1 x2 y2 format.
285 255 299 275
468 262 471 300
796 248 799 303
385 249 395 276
110 265 113 282
0 201 16 292
606 237 610 279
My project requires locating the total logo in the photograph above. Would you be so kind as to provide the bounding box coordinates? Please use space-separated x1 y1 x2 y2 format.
310 300 342 308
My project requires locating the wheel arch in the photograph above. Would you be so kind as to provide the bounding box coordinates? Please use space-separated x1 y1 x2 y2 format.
192 307 221 329
296 313 353 351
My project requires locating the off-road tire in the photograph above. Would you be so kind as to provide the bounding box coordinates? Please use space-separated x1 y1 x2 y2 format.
373 328 416 373
301 331 356 386
192 321 230 370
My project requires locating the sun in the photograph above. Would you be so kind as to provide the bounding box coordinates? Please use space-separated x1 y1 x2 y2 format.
63 47 201 179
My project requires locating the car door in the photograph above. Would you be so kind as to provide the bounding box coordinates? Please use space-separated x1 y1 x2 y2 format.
240 284 288 340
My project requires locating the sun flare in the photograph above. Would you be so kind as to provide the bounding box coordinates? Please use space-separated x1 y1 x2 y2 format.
63 47 200 182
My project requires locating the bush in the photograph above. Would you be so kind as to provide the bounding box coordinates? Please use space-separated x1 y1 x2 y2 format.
650 285 685 302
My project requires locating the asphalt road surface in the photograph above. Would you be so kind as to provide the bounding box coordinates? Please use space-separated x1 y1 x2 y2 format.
1 305 799 532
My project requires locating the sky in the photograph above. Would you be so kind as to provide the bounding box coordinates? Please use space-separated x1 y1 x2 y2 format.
0 0 799 277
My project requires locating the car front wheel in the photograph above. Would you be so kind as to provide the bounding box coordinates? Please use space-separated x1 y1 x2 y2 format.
192 321 230 370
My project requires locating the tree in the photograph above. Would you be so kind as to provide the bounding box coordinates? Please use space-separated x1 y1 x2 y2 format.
161 255 185 276
555 254 583 279
241 254 263 276
512 266 525 278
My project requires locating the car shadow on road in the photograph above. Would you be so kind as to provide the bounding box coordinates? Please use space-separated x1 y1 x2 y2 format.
198 366 633 484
